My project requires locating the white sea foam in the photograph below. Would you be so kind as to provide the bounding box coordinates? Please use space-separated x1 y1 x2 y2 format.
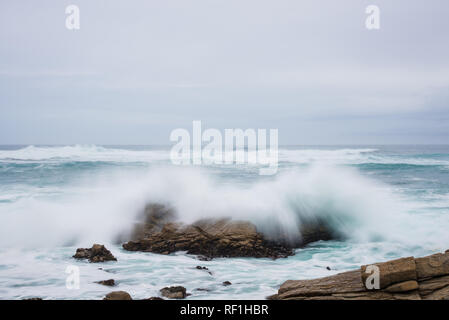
1 145 448 166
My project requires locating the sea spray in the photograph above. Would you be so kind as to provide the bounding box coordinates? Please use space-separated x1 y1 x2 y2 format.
0 163 409 247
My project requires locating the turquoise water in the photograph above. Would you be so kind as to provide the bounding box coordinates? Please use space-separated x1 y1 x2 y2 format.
0 145 448 299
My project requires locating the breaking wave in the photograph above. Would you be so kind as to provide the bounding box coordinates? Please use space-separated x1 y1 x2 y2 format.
0 163 446 249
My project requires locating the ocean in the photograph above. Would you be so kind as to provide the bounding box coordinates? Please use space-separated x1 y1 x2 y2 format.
0 144 448 299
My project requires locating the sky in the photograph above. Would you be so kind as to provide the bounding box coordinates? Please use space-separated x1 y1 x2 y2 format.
0 0 448 145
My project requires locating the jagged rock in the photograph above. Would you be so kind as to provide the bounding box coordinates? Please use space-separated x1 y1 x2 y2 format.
361 256 416 289
273 250 449 300
95 279 115 286
73 244 117 263
103 291 132 300
123 218 294 259
122 204 335 259
160 286 187 299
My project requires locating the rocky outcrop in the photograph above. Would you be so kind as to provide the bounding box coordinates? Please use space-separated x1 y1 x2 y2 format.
160 286 187 299
270 250 449 300
73 244 117 263
103 291 132 300
122 204 335 259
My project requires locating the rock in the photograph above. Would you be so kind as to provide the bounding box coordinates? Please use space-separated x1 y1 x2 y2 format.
103 291 132 300
385 280 419 293
415 252 449 279
195 288 211 292
123 218 295 259
361 256 416 289
95 279 115 286
274 250 449 300
144 297 164 300
326 266 331 271
196 266 209 270
160 286 187 299
122 203 335 259
298 219 337 246
23 297 43 300
73 244 117 263
278 270 365 299
222 281 232 286
418 275 449 300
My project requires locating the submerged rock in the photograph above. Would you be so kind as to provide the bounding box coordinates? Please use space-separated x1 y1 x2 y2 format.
73 244 117 263
160 286 187 299
122 204 335 259
95 279 115 286
222 281 232 286
103 291 132 300
271 250 449 300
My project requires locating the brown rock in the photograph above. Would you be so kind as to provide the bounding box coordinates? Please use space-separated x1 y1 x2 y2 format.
418 274 449 297
122 203 336 259
278 270 365 299
144 297 164 300
385 280 418 293
123 218 295 259
95 279 115 286
415 252 449 279
103 291 132 300
361 257 417 289
274 250 449 300
73 244 117 263
160 286 187 299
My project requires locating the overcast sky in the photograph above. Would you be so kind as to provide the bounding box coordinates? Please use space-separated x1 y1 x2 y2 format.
0 0 448 145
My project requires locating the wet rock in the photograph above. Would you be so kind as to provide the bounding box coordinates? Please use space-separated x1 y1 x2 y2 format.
122 204 335 259
73 244 117 263
123 218 294 259
195 288 211 292
95 279 115 286
23 297 43 300
196 266 209 270
222 281 232 286
144 297 164 300
103 291 132 300
326 266 331 271
160 286 187 299
274 250 449 300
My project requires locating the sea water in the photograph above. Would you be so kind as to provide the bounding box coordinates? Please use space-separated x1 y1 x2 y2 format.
0 145 448 299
